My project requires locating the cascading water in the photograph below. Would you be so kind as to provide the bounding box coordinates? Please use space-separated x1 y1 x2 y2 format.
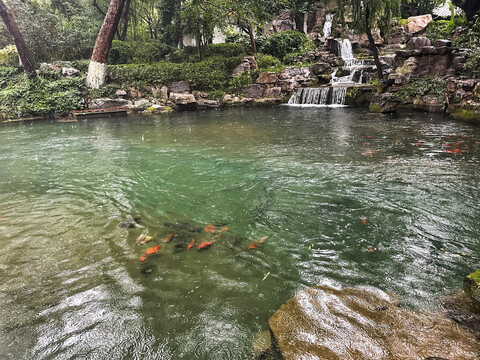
323 14 334 38
288 37 375 106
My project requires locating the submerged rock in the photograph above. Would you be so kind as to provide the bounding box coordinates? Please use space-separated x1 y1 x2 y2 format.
268 286 480 360
440 289 480 340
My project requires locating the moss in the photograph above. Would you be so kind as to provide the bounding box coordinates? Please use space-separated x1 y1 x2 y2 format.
467 269 480 284
464 269 480 305
451 107 480 122
369 104 382 113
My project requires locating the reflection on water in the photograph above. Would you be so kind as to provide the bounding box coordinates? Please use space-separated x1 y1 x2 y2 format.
0 107 479 359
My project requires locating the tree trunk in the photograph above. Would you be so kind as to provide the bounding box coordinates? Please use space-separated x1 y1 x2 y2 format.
87 0 126 88
365 8 383 80
247 22 257 54
119 0 131 41
0 0 36 76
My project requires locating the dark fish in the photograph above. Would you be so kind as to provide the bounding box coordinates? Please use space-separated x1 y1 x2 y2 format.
119 216 141 228
229 237 247 250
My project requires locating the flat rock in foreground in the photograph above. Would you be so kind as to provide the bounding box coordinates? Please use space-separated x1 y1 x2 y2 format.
268 286 480 360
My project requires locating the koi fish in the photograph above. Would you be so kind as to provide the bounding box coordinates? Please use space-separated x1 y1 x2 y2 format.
204 225 217 233
219 226 229 232
163 234 175 242
136 234 152 245
453 148 462 154
362 219 367 225
188 239 196 250
368 247 376 253
249 236 268 250
414 142 423 146
140 254 147 262
146 245 162 255
363 150 377 157
198 241 214 250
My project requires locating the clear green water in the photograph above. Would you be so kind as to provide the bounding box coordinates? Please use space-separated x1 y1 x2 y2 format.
0 107 479 359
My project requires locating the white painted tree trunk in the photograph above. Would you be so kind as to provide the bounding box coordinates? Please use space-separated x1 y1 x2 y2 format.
86 61 106 89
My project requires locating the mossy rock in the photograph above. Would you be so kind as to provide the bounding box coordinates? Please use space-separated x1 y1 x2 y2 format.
451 104 480 123
464 269 480 306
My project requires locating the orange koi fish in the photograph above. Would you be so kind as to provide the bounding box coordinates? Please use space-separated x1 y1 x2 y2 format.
362 219 367 225
249 237 268 250
453 148 462 154
219 226 229 232
363 149 377 157
164 234 175 242
198 241 214 250
249 242 259 249
204 225 217 233
136 234 152 245
140 254 147 262
188 239 196 250
146 245 162 255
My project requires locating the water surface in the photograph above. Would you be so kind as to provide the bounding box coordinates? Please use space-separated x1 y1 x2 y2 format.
0 107 479 359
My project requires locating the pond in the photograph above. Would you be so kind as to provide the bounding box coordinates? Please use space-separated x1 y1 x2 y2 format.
0 107 479 359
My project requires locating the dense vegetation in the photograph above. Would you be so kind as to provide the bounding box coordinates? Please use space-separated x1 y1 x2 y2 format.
0 0 479 119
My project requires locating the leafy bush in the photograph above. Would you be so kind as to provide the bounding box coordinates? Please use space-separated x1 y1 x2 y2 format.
228 71 254 93
0 45 19 67
395 75 446 102
0 73 84 119
425 17 468 43
453 15 480 78
255 53 281 70
132 41 176 63
204 43 245 58
108 56 243 91
260 30 309 61
108 40 134 65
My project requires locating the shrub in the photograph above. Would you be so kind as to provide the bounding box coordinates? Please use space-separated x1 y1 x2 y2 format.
204 43 245 58
107 56 243 91
108 40 134 65
395 75 446 102
0 74 85 119
260 30 309 61
132 41 176 63
0 45 19 67
255 53 281 70
425 17 468 43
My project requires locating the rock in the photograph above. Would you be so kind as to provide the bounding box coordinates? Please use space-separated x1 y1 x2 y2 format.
448 100 480 123
256 72 278 85
128 87 142 99
141 104 174 114
243 84 264 99
197 99 220 110
421 46 439 55
434 39 452 47
465 269 480 305
308 62 332 76
132 99 152 110
269 12 296 33
359 30 384 47
231 56 258 77
440 290 480 340
407 14 433 34
370 93 398 113
169 81 190 94
268 286 480 360
264 87 282 99
61 67 79 76
474 82 480 100
90 98 128 109
115 89 127 98
406 36 432 50
388 26 411 44
169 92 197 110
413 95 445 113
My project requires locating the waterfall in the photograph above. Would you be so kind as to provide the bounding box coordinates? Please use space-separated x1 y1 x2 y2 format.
338 39 354 60
323 14 334 38
287 88 346 107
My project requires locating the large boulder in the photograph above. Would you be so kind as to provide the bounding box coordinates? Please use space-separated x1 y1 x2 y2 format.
256 72 278 85
168 81 190 94
369 93 398 113
269 12 296 33
169 92 197 110
407 14 433 34
231 56 258 77
406 36 431 50
268 286 480 360
243 84 264 99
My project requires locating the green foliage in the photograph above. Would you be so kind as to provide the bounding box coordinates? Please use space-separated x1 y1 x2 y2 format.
228 71 254 93
255 53 281 70
425 17 468 43
108 40 134 65
0 72 85 119
108 56 243 91
203 43 246 58
260 30 309 61
395 75 447 102
453 15 480 78
0 45 19 67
